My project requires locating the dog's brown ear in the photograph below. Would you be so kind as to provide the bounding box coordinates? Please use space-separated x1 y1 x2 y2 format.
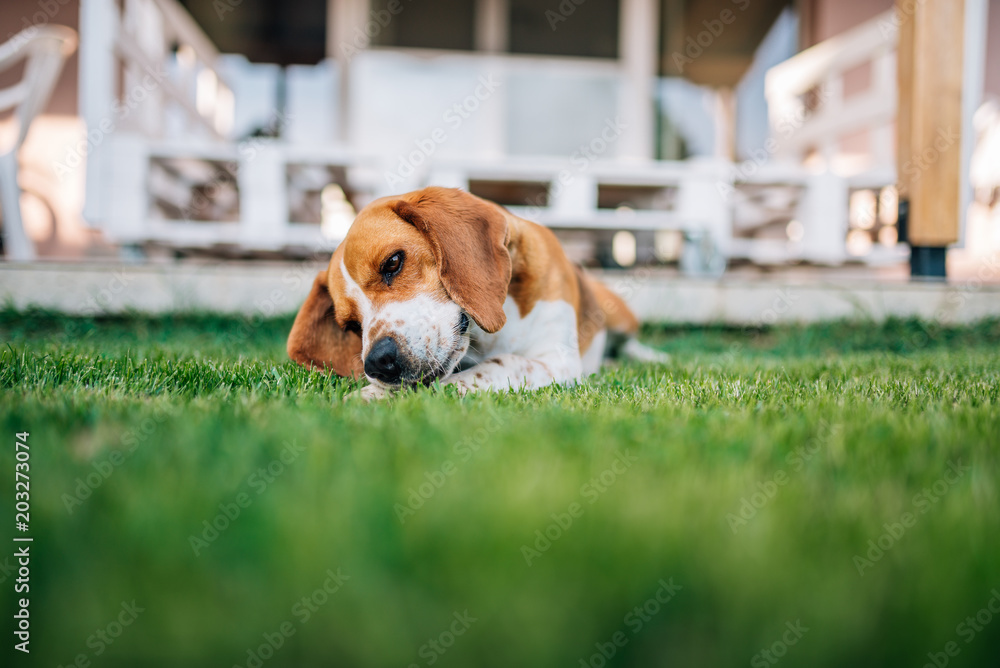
287 270 363 377
391 187 511 333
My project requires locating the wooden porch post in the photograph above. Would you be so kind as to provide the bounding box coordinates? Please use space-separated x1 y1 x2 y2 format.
896 0 984 278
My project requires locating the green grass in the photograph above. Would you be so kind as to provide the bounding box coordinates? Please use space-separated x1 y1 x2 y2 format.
1 309 999 668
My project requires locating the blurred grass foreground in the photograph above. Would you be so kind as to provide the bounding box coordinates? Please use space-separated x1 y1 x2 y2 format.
1 310 999 667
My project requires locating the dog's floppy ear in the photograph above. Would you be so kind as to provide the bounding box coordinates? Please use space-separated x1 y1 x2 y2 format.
391 188 511 333
287 269 363 377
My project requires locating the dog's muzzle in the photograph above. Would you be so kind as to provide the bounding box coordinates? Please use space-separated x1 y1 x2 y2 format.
364 337 402 384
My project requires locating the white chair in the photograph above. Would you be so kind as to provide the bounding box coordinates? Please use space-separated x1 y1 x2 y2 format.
0 25 77 260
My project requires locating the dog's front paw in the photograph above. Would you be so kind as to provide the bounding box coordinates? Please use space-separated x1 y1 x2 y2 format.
441 378 477 396
349 383 391 402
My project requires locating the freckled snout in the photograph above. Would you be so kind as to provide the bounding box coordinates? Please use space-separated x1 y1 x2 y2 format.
364 337 403 384
361 299 472 387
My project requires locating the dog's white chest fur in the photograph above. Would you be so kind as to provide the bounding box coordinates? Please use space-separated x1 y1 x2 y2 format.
441 297 597 392
465 297 578 362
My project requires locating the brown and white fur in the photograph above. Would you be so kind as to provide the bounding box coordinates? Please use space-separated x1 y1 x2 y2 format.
287 187 661 399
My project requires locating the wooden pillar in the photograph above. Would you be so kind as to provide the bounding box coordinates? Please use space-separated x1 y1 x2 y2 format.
896 0 966 277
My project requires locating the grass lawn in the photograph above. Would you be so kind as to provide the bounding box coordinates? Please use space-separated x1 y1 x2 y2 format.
2 309 999 668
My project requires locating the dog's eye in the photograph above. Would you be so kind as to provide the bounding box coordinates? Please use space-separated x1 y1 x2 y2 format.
343 320 361 334
380 251 404 284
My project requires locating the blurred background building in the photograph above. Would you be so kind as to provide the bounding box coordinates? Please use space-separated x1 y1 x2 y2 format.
1 0 999 283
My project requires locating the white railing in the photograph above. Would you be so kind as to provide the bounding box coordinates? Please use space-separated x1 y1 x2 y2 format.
1 25 78 260
81 0 233 141
764 10 908 265
76 0 899 269
79 0 389 252
430 157 730 273
80 0 234 234
766 10 898 175
426 156 866 270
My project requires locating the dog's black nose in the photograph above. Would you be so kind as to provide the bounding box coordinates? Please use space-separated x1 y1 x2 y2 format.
364 337 401 384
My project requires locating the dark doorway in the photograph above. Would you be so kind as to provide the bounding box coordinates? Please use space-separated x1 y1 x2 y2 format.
179 0 328 65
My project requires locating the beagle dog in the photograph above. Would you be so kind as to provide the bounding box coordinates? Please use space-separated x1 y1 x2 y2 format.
287 187 655 399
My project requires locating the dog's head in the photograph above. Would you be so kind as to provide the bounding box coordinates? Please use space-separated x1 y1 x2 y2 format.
287 187 512 388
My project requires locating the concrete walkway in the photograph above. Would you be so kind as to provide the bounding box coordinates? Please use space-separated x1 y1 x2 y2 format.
2 261 999 325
